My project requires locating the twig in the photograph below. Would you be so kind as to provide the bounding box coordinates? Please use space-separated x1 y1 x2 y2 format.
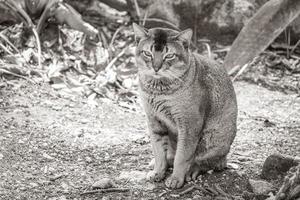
194 185 213 195
285 27 291 59
232 63 249 82
0 32 20 53
80 188 130 195
290 39 300 55
290 54 300 61
228 65 242 76
142 9 149 26
99 30 109 51
214 184 230 197
50 174 65 181
26 129 35 146
203 43 212 59
31 28 42 69
179 185 195 196
158 190 168 197
0 68 36 84
205 186 219 196
109 26 125 49
0 42 14 55
105 48 127 71
133 0 141 19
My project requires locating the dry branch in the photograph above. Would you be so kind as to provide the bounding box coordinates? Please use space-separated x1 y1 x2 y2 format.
80 188 130 195
276 165 300 200
0 67 36 84
179 185 195 196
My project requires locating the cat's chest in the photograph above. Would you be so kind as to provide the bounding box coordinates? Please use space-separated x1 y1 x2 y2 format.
144 94 183 132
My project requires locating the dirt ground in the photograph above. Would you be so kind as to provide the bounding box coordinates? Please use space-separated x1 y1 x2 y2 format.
0 79 299 200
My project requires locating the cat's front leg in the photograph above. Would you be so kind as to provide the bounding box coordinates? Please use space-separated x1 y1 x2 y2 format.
165 118 203 189
147 118 168 182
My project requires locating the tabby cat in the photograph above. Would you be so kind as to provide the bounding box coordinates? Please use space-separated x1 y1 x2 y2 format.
132 23 237 189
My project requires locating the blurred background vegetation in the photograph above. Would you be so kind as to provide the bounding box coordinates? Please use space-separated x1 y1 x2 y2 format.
0 0 299 107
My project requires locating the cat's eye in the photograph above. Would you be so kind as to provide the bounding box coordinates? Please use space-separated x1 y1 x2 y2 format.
164 53 176 60
142 51 152 58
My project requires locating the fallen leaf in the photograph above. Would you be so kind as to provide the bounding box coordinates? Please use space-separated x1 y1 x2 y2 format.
92 178 115 189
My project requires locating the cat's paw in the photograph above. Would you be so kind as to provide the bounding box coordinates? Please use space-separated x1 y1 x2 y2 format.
146 170 166 182
185 165 201 182
165 175 185 189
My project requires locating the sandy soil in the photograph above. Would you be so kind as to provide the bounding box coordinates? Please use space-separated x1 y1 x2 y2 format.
0 80 299 200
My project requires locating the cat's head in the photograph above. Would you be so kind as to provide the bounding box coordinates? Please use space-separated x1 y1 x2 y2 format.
132 23 192 81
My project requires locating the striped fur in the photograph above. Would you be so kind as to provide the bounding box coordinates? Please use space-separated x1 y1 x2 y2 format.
133 24 237 189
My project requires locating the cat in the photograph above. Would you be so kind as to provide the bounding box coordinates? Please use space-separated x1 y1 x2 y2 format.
132 23 237 189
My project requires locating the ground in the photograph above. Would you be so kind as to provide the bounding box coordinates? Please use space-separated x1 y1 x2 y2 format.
0 79 299 200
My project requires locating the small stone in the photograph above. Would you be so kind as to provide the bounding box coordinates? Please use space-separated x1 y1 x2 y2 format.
227 162 239 169
42 153 54 160
60 182 70 193
261 153 299 180
193 195 202 199
249 179 274 195
19 187 26 191
29 182 39 188
85 156 92 163
122 79 133 89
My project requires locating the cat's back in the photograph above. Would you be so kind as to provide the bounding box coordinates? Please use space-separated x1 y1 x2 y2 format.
193 53 237 116
193 53 235 95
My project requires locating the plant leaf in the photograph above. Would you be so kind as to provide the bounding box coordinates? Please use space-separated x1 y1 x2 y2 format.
224 0 300 74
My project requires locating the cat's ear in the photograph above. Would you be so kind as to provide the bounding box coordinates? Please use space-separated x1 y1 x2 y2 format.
175 29 193 49
132 23 148 44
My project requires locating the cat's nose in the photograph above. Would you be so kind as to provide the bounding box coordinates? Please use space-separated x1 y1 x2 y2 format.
153 67 160 72
152 57 163 72
153 63 163 72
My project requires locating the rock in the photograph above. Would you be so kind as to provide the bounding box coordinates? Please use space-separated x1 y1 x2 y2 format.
261 154 299 180
249 179 274 195
227 162 239 170
92 178 115 189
